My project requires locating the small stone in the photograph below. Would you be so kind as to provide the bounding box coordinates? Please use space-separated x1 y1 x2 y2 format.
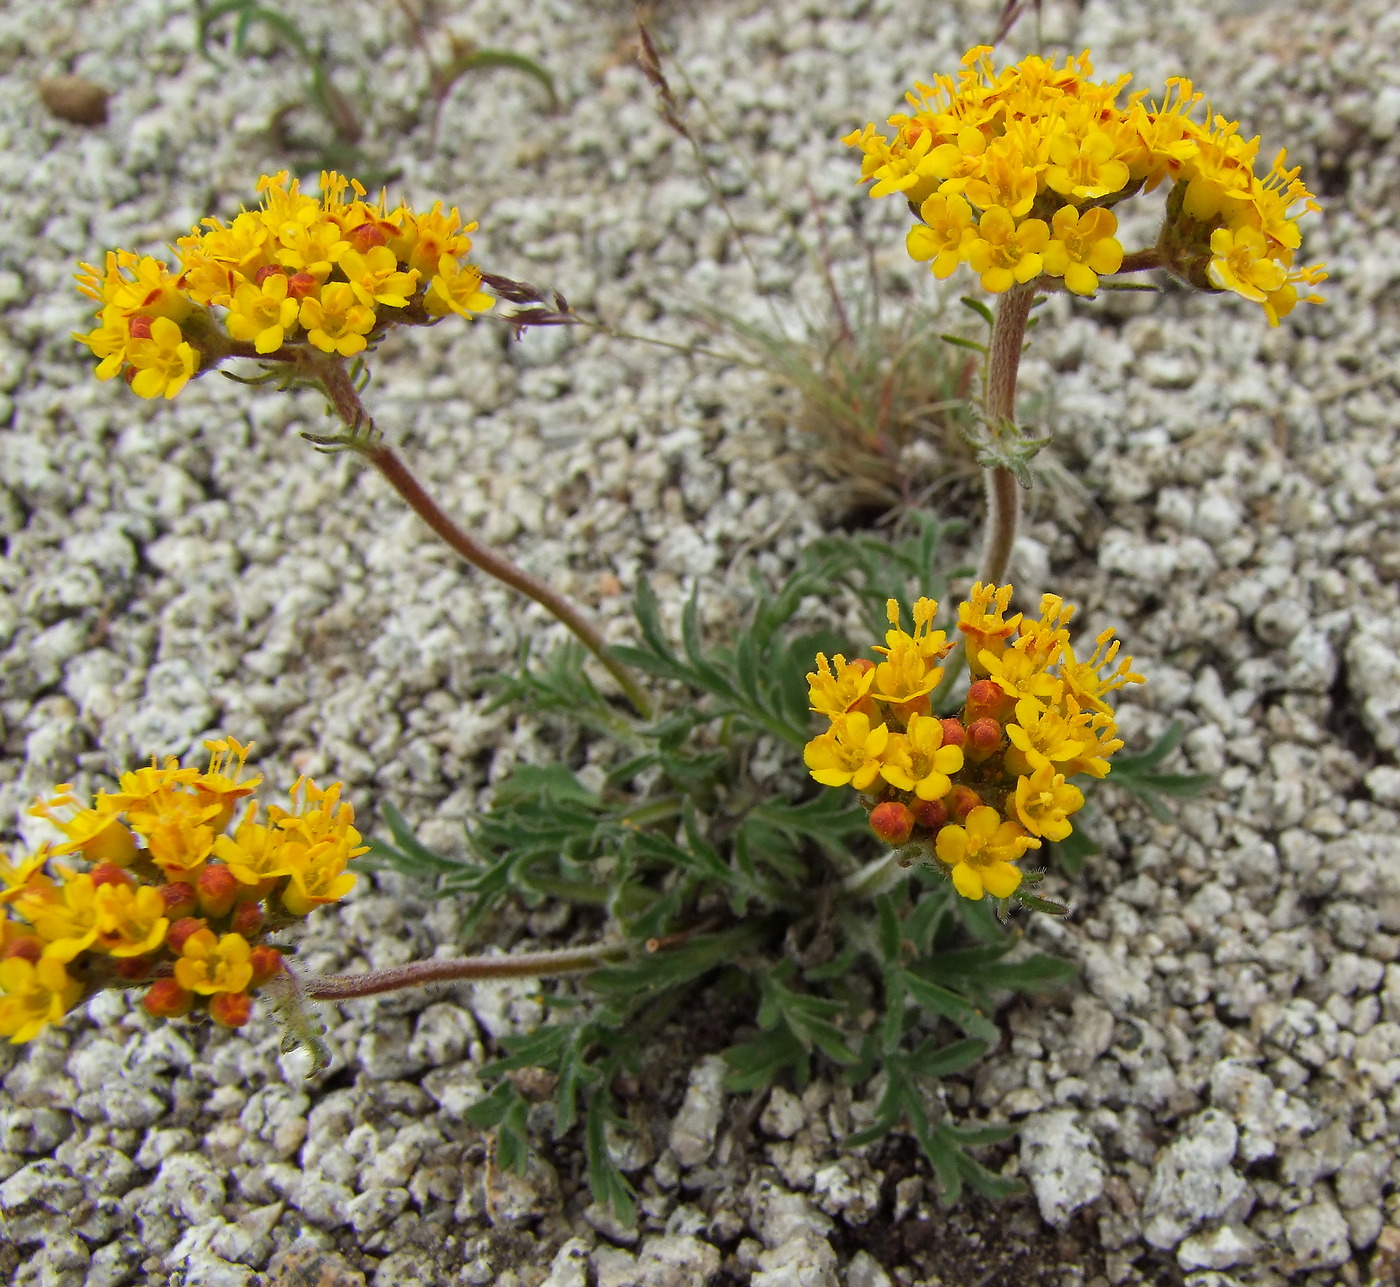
1284 1199 1350 1269
1019 1110 1105 1229
592 1245 639 1287
266 1239 368 1287
1141 1109 1249 1249
346 1186 410 1235
541 1238 592 1287
1176 1223 1261 1270
751 1234 839 1287
209 1203 283 1265
636 1233 721 1287
37 74 111 125
668 1055 728 1168
844 1250 892 1287
760 1087 805 1140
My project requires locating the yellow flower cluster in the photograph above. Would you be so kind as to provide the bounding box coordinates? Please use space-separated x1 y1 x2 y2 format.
0 739 364 1042
845 46 1325 321
73 171 495 398
804 586 1142 901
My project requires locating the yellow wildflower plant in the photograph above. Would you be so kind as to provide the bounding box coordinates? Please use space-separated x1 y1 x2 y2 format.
73 171 496 399
803 586 1142 901
0 739 361 1042
845 46 1325 318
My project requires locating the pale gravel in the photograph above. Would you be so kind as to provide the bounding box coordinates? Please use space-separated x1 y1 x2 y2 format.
2 0 1399 1285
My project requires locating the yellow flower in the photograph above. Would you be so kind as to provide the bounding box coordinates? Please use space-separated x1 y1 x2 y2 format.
934 807 1038 900
965 207 1048 293
226 272 300 354
127 792 222 881
807 653 875 721
980 640 1063 706
927 125 988 194
1013 762 1085 842
1004 697 1086 772
18 871 101 963
174 930 253 996
0 848 52 907
1058 705 1123 779
871 598 949 706
273 215 348 281
1045 129 1131 200
1262 264 1327 327
803 712 890 791
194 737 261 833
425 256 494 319
126 317 199 400
394 204 478 279
0 955 84 1043
299 282 376 356
878 712 965 800
962 144 1039 219
28 787 138 867
956 582 1021 679
73 305 130 380
339 246 420 309
1042 206 1124 296
103 254 192 322
95 884 169 958
1059 627 1144 715
282 845 357 917
271 778 364 914
212 803 294 889
907 193 975 280
1207 225 1288 304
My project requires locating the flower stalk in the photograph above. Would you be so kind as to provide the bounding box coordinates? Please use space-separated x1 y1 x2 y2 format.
977 282 1035 586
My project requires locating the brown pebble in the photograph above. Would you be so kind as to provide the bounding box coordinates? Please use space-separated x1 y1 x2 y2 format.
264 1241 367 1287
37 75 111 126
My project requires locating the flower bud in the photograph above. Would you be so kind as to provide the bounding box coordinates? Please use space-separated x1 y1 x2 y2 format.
127 315 153 340
869 801 916 846
286 271 318 299
114 955 156 981
965 717 1003 763
0 936 42 964
347 221 387 252
910 798 948 831
889 695 931 725
255 264 287 285
248 945 283 988
197 864 238 918
209 991 252 1029
159 882 198 919
229 900 265 939
90 862 133 889
946 785 983 821
939 718 967 749
142 979 193 1019
166 917 207 955
965 679 1005 723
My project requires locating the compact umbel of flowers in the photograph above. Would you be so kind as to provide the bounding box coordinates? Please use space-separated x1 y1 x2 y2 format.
846 47 1326 589
72 171 650 719
0 739 363 1042
805 585 1142 901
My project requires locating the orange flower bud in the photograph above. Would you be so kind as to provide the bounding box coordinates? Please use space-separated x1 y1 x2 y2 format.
248 945 283 988
889 694 932 725
229 900 265 939
947 785 983 822
166 917 207 955
255 264 287 284
286 271 318 299
127 315 153 340
0 936 42 964
90 863 133 889
114 954 156 981
159 882 198 919
869 801 916 846
910 798 949 831
939 718 968 749
209 991 252 1028
197 864 238 918
347 222 387 252
965 679 1005 723
142 978 193 1019
965 717 1003 763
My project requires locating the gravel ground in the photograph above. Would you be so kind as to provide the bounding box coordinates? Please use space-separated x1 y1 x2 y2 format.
3 0 1400 1284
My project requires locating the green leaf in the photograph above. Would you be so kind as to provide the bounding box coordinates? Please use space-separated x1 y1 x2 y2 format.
941 334 988 354
494 763 599 808
632 578 679 666
447 48 559 113
972 954 1078 993
958 296 995 327
901 970 998 1042
724 1027 810 1092
901 1036 986 1079
585 1091 636 1223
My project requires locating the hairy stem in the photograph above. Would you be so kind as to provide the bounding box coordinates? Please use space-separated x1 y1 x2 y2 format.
314 361 652 718
977 283 1036 586
305 943 629 1001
